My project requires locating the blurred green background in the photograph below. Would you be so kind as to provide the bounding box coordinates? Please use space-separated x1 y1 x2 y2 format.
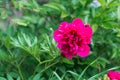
0 0 120 80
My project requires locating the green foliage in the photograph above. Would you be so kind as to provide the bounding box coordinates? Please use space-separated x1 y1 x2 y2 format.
0 0 120 80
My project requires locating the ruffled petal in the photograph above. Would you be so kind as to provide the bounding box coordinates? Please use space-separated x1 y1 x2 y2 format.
53 30 62 42
85 24 93 38
78 45 90 57
61 52 73 59
84 24 93 44
72 18 84 28
108 71 120 80
58 22 69 30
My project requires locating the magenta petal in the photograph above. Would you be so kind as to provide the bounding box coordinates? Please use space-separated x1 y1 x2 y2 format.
58 22 69 30
78 45 90 57
85 24 93 37
84 24 93 44
64 54 73 60
84 24 90 27
54 30 62 42
72 18 84 28
108 71 120 80
61 52 73 59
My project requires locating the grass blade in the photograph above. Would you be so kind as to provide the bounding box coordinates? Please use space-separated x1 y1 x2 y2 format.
78 58 98 80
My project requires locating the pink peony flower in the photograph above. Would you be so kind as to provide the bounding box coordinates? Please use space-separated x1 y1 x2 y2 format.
53 18 93 59
107 70 120 80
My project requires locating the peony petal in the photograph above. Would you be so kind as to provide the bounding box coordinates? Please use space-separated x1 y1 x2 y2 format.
85 24 90 27
58 22 69 30
64 54 73 59
78 45 90 57
53 30 63 42
72 18 84 28
83 24 93 44
108 71 120 80
85 24 93 37
61 51 73 59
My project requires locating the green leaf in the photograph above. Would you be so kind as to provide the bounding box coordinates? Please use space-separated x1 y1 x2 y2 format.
44 3 60 11
18 0 31 9
1 11 8 19
92 24 98 32
11 32 40 62
118 6 120 22
0 50 11 61
72 0 80 6
7 74 13 80
102 22 119 29
107 0 119 7
61 70 79 80
98 0 106 8
0 77 7 80
44 2 68 18
78 58 98 80
11 19 29 26
79 0 87 5
62 58 74 65
97 57 110 68
61 11 69 18
7 72 18 79
32 0 39 9
67 70 79 79
17 77 20 80
33 73 41 80
53 72 62 80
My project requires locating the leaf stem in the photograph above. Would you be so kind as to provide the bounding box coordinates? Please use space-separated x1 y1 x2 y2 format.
78 58 98 80
40 60 59 73
32 58 55 77
16 62 24 80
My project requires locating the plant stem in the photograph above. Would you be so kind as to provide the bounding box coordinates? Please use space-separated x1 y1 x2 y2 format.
40 60 59 73
7 47 24 80
78 58 98 80
19 55 27 65
32 58 55 78
16 62 24 80
7 47 14 57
